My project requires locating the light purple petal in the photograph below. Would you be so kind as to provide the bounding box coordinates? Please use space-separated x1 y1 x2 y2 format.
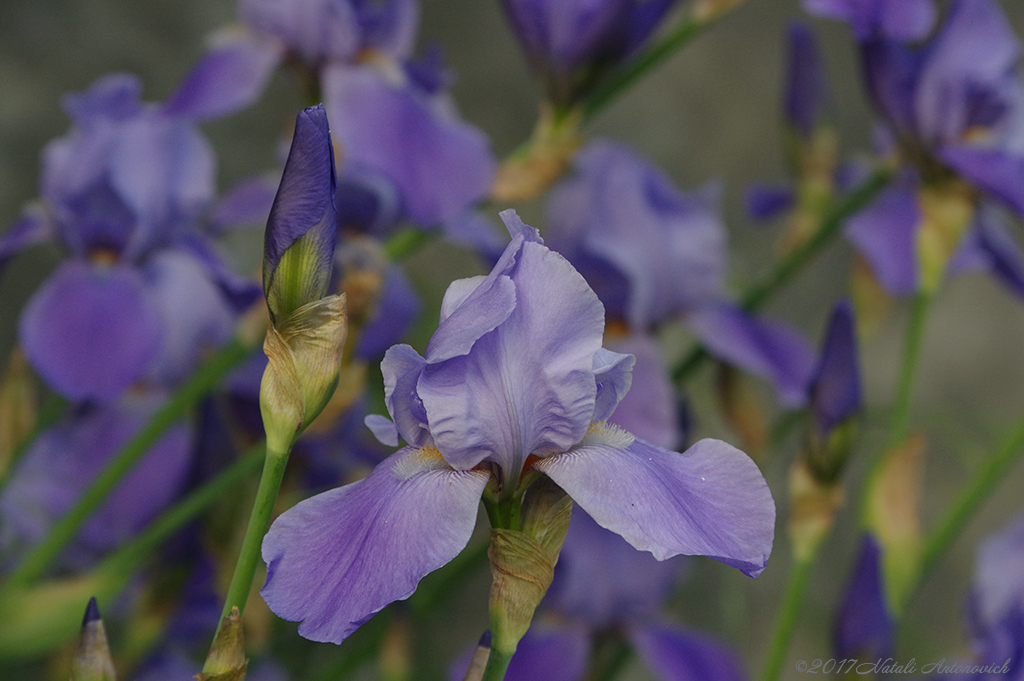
260 446 489 644
970 208 1024 300
802 0 935 41
323 63 495 228
973 510 1024 633
809 300 861 436
143 249 235 384
630 623 749 681
357 0 420 59
591 347 635 425
418 238 603 477
164 33 281 121
547 507 686 628
940 144 1024 218
364 414 399 447
177 233 263 312
536 436 775 577
606 334 680 449
19 260 162 402
843 176 920 295
240 0 360 64
425 274 517 363
687 303 816 407
208 174 279 232
380 343 430 447
0 205 52 275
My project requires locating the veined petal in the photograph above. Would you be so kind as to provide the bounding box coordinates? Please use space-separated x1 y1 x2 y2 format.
591 346 635 425
535 434 775 577
629 623 749 681
18 260 161 402
380 343 429 447
261 446 489 644
418 238 603 475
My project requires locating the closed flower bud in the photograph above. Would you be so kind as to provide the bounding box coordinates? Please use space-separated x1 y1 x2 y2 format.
71 598 115 681
199 607 248 681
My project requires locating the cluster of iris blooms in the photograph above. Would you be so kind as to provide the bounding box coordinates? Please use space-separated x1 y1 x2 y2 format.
1 0 1024 680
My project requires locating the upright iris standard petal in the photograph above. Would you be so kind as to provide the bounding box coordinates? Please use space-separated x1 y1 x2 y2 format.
262 104 338 323
536 433 775 577
323 63 496 229
260 446 489 643
18 260 162 402
808 300 862 436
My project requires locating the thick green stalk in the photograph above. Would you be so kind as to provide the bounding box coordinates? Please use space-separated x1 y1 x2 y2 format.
5 337 253 588
760 553 816 681
480 648 513 681
673 168 892 383
217 446 290 624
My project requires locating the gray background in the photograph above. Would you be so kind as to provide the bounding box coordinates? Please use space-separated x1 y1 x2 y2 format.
3 0 1024 678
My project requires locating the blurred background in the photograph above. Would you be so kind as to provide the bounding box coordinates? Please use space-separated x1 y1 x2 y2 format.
3 0 1024 677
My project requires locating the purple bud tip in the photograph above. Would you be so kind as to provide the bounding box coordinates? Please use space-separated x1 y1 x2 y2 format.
83 597 100 626
478 630 492 648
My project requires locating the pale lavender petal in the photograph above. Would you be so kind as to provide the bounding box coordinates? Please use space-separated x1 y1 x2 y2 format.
164 34 281 121
591 347 635 425
940 145 1024 218
687 303 816 407
802 0 935 41
380 343 430 447
843 176 919 294
547 507 686 628
261 447 489 644
0 206 52 275
143 249 235 384
971 209 1024 300
973 510 1024 633
536 436 775 577
630 623 749 681
19 260 162 402
809 300 861 436
425 274 516 363
323 63 495 228
209 175 279 231
177 233 263 312
606 334 680 449
240 0 360 64
418 239 603 476
364 414 399 447
441 210 506 264
357 0 420 59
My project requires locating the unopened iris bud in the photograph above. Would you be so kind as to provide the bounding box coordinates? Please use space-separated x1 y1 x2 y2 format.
199 607 248 681
259 105 348 454
71 598 115 681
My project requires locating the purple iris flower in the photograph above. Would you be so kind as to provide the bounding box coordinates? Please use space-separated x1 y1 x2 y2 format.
260 209 775 644
3 74 256 402
802 0 935 42
968 510 1024 679
546 139 816 406
786 22 829 141
807 0 1024 294
808 300 861 439
0 394 191 573
501 0 679 108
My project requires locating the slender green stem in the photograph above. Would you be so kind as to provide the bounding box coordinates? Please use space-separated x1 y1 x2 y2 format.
760 553 816 681
673 168 893 384
902 412 1024 611
384 228 436 261
884 290 933 452
5 337 253 588
217 447 290 623
583 11 710 121
480 647 513 681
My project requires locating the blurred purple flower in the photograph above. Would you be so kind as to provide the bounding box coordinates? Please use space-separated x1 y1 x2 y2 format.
546 140 816 405
833 533 895 660
786 22 829 140
807 299 861 438
0 394 191 573
260 210 775 644
802 0 935 41
3 74 256 402
501 0 679 107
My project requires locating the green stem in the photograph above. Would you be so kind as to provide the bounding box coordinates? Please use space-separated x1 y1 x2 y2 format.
673 168 892 384
5 337 253 588
885 289 933 452
585 633 633 681
583 11 712 121
903 412 1024 611
760 553 816 681
384 228 436 261
480 647 513 681
217 446 290 624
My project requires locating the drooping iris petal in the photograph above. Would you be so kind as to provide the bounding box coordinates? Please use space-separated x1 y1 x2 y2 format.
833 534 894 659
808 300 861 436
417 236 603 476
322 63 495 228
844 176 920 294
163 32 281 121
0 396 191 570
687 302 816 408
605 334 679 449
262 104 338 322
802 0 935 41
536 434 775 577
629 623 749 681
260 446 489 644
19 260 162 402
143 249 235 384
546 508 685 629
